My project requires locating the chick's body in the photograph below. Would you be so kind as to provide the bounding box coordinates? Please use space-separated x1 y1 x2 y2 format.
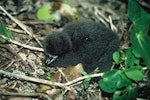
43 21 120 72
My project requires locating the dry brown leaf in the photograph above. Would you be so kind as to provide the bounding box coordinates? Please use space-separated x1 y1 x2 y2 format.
36 63 83 95
51 63 83 83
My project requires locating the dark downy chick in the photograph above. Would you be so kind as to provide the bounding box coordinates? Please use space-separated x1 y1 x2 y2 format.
43 21 120 73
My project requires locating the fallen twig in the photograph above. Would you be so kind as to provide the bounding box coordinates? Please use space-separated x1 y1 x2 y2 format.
108 16 118 32
0 6 32 36
0 69 65 87
0 34 44 52
64 72 103 86
0 6 42 47
0 92 52 100
7 27 26 34
94 6 108 27
0 69 103 88
94 6 118 32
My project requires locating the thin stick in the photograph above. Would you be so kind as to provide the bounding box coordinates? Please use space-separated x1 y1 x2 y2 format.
0 92 52 100
7 27 26 34
0 34 44 52
108 16 118 32
0 6 32 36
94 6 108 27
64 73 103 86
0 6 42 47
0 69 65 88
0 69 103 88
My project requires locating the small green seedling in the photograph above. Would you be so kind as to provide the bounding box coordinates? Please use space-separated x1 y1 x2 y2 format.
0 22 14 43
46 72 52 80
81 71 91 84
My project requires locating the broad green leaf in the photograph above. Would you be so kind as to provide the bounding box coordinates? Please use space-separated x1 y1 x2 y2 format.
113 86 137 100
128 0 150 69
98 69 132 93
128 0 150 25
37 5 55 21
0 22 14 43
123 65 144 81
130 29 150 69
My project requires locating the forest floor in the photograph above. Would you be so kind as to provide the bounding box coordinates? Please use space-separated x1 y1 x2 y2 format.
0 0 150 100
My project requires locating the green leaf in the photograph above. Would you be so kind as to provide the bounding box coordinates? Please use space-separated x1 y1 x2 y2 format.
113 86 137 100
81 70 88 76
124 49 140 68
37 5 55 21
81 71 91 84
84 77 91 84
128 0 150 69
46 72 52 80
130 29 150 69
113 51 121 64
0 22 14 43
128 0 150 25
93 67 100 74
123 65 144 81
98 69 132 93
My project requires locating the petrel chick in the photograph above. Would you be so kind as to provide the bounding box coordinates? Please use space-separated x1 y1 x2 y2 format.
43 21 120 73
